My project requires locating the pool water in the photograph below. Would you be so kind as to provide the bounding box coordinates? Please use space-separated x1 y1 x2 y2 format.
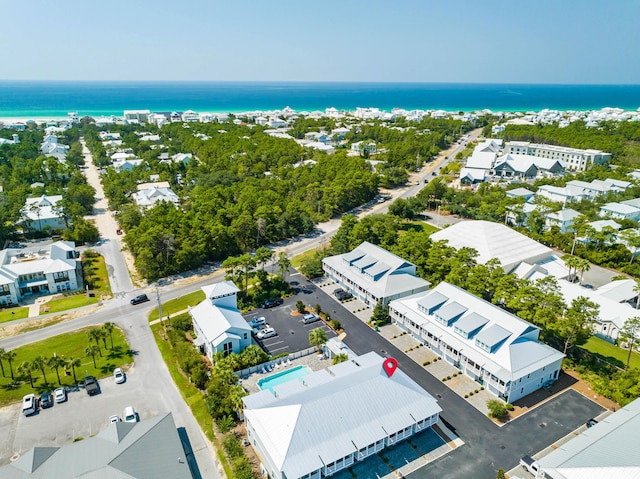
258 365 312 393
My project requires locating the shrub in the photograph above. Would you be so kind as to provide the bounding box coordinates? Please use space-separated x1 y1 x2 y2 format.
486 399 509 419
315 303 322 315
296 300 306 314
329 319 341 331
506 403 515 411
216 415 236 434
423 361 431 366
464 394 469 398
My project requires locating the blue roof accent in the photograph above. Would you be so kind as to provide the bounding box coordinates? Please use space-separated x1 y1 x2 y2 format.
454 312 489 337
434 302 467 324
475 324 511 351
417 291 448 314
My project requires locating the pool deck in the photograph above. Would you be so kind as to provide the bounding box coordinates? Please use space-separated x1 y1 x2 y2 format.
240 352 331 394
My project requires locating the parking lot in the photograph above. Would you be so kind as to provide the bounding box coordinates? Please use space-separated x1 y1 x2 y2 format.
245 278 336 355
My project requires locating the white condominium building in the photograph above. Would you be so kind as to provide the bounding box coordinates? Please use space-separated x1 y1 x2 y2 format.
505 141 611 172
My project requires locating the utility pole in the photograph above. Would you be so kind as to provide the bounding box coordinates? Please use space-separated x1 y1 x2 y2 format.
156 287 163 327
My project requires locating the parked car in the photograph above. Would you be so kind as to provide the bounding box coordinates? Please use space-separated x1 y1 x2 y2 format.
261 298 283 308
303 312 320 324
84 376 100 396
22 394 37 416
130 294 149 305
519 455 540 476
334 289 352 301
114 368 125 384
109 415 121 424
123 406 138 423
248 317 267 328
39 391 53 409
257 327 277 339
333 288 346 297
586 418 598 428
54 387 67 403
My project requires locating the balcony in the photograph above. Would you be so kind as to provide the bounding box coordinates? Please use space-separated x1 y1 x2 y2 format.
54 276 70 283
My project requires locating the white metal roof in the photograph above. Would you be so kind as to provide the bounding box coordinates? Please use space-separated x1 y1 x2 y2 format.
431 220 553 273
243 352 441 479
538 399 640 479
190 293 251 347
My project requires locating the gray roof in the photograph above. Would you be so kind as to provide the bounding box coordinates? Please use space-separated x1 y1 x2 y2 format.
454 312 489 337
0 413 192 479
243 352 441 479
417 291 448 313
434 301 467 324
475 324 512 350
538 398 640 479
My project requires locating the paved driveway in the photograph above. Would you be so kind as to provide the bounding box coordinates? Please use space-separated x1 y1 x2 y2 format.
304 272 605 479
246 279 336 355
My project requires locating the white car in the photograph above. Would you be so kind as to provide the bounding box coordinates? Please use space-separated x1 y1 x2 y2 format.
257 327 277 339
303 312 320 324
109 415 121 424
248 317 267 328
22 394 37 416
54 387 67 403
123 406 138 423
114 368 125 384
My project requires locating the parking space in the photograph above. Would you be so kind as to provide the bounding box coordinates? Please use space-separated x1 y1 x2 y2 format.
244 281 336 355
4 368 164 463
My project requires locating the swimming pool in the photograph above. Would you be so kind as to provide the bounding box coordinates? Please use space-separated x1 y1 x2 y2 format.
258 365 312 393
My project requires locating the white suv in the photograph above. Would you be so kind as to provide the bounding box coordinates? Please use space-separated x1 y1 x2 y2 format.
123 406 138 423
22 394 37 416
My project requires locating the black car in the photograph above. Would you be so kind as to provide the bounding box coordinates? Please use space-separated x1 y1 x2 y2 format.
39 391 53 409
261 298 283 308
83 376 100 396
130 294 149 305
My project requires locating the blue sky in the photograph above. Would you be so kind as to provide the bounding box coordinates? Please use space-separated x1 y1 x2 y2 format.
1 0 638 83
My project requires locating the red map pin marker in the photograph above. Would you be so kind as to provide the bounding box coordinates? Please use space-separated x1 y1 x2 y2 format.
383 358 398 377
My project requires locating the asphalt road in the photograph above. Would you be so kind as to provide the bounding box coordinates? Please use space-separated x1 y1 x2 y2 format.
308 277 604 479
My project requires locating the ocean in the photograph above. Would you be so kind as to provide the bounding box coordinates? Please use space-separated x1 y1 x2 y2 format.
1 81 639 118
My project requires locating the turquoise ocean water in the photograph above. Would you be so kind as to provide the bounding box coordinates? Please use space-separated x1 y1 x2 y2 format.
1 81 639 118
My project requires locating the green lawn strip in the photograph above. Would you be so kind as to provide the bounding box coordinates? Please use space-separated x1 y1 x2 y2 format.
0 326 132 406
580 336 640 370
150 324 233 478
86 253 112 297
40 293 99 315
0 307 29 324
291 247 321 270
148 290 205 322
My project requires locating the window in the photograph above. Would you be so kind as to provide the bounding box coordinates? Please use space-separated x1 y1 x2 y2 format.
222 342 233 357
243 333 248 340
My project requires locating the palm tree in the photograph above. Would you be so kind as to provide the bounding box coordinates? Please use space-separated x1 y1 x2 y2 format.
103 322 115 349
4 350 17 381
17 361 34 388
576 258 591 285
97 328 108 349
564 256 581 283
47 355 66 385
0 348 6 377
31 356 48 384
309 328 327 353
277 251 291 280
634 282 640 310
66 357 81 383
87 328 102 357
85 345 100 368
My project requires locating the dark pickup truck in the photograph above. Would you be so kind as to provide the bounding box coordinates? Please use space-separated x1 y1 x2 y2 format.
83 376 100 396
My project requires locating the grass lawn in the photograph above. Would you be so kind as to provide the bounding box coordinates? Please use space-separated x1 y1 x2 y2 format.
0 326 133 406
580 336 640 370
0 307 29 325
82 251 112 298
148 290 205 322
291 247 322 270
398 220 440 236
40 293 99 315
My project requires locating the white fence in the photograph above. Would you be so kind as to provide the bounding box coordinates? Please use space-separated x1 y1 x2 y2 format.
234 346 318 379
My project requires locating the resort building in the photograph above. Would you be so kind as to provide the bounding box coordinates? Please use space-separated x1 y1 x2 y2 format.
431 220 568 279
189 280 251 358
389 282 565 403
123 110 150 123
322 242 431 307
20 194 67 232
537 398 640 479
243 352 441 479
504 141 611 172
0 413 194 479
491 153 565 180
0 241 81 306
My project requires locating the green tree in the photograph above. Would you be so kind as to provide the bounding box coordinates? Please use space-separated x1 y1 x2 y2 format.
3 349 16 381
32 355 48 384
66 356 81 383
332 353 349 365
47 355 66 385
309 328 327 352
103 322 115 349
87 328 103 357
254 246 273 271
371 300 390 325
557 296 599 354
277 251 291 280
296 300 306 314
85 345 100 368
564 255 581 283
620 316 640 369
0 348 6 377
496 469 506 479
620 228 640 264
575 258 591 285
17 361 34 388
